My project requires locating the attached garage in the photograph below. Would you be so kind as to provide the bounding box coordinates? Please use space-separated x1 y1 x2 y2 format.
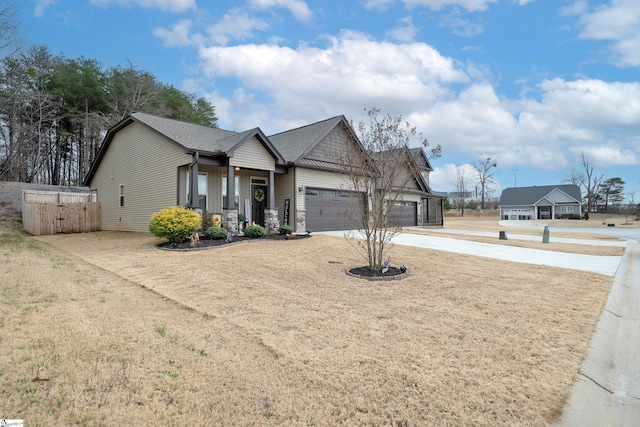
305 187 364 231
388 200 417 227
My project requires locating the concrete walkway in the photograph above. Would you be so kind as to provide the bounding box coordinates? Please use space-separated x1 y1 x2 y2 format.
318 224 640 425
319 229 624 275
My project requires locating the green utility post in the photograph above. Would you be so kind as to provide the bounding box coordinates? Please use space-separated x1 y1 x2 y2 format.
542 226 550 243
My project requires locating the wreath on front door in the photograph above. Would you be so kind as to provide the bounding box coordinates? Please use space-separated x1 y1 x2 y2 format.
254 188 265 202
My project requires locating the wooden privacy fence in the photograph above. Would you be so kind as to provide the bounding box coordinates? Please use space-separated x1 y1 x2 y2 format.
22 190 101 236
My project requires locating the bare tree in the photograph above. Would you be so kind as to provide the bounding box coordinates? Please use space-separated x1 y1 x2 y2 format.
563 167 585 187
456 166 467 216
0 1 18 57
577 152 604 213
100 61 165 128
625 191 637 224
474 157 498 210
341 108 432 271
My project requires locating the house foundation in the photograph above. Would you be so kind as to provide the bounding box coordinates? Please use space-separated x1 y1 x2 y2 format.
296 209 306 233
264 208 279 234
223 208 239 234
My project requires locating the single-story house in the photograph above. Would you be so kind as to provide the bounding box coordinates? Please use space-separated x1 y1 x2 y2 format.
84 113 444 233
499 184 582 220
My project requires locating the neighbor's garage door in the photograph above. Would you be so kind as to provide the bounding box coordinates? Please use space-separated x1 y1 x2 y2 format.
388 201 417 227
305 188 363 231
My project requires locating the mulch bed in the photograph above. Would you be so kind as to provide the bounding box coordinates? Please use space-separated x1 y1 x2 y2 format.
158 232 311 250
346 266 408 281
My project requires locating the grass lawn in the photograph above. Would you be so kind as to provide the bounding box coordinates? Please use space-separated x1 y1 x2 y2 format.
0 218 616 426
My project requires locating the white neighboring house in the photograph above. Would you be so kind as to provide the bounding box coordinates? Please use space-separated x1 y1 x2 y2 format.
499 184 582 220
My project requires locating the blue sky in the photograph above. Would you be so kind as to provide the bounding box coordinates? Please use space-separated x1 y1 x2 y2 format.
19 0 640 199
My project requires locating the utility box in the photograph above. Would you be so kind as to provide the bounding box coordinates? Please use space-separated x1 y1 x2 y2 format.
542 226 550 243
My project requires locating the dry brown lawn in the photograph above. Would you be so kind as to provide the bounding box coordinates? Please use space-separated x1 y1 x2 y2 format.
0 219 617 426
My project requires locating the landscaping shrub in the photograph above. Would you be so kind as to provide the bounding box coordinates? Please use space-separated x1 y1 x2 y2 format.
584 211 590 220
244 224 266 238
278 225 294 235
201 209 214 231
149 206 200 243
203 226 228 240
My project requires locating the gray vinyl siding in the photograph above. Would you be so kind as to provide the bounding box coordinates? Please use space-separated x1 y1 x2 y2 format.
305 126 352 163
90 122 191 232
275 171 295 227
229 137 275 171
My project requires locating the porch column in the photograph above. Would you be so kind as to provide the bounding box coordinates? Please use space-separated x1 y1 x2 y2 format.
189 153 199 208
264 170 279 234
225 164 237 209
268 170 275 208
223 163 239 233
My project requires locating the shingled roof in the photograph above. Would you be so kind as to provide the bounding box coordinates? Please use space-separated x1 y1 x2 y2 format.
131 112 238 154
268 116 352 163
85 113 285 185
499 184 582 206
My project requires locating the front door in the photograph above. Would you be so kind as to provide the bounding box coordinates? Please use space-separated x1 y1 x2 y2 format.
252 185 268 227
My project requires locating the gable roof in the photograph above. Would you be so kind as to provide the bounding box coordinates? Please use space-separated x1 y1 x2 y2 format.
499 184 582 206
85 113 285 185
268 115 361 163
408 147 434 171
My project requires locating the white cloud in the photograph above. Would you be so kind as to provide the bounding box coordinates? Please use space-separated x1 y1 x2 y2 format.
560 0 588 16
198 31 468 129
402 0 499 13
154 19 194 47
438 8 485 37
574 0 640 66
205 9 269 46
249 0 313 22
579 146 638 168
89 0 196 12
430 162 476 192
533 78 640 128
154 9 270 47
386 16 420 42
362 0 395 11
33 0 55 17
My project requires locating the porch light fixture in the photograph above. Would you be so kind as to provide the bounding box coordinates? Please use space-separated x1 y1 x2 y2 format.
234 166 240 171
298 186 304 193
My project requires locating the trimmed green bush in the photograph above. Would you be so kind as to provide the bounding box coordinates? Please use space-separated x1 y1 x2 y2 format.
278 225 294 235
584 211 590 221
149 206 200 243
244 224 266 238
203 226 228 240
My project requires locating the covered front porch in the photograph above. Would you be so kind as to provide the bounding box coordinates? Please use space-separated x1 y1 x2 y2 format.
180 161 281 233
